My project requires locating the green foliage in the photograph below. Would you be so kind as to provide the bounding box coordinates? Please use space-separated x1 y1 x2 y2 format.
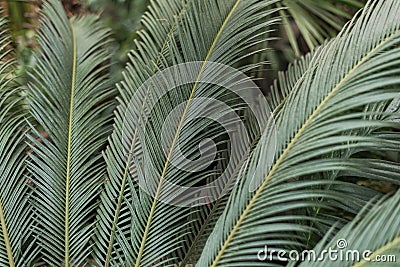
0 12 37 266
198 0 400 265
27 1 115 265
85 0 151 80
0 0 399 266
253 0 366 83
295 190 400 266
279 0 365 56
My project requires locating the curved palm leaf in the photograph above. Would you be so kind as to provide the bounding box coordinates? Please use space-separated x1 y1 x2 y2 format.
268 46 400 247
178 47 328 267
126 0 280 262
27 0 114 265
92 0 193 265
0 13 37 267
198 0 400 266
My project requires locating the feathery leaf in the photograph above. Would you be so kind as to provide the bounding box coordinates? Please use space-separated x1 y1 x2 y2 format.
198 0 400 265
27 0 114 265
0 12 37 267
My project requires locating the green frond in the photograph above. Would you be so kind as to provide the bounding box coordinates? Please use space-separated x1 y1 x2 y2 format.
1 0 398 266
296 190 400 267
125 0 280 262
198 0 400 266
177 93 280 265
271 72 400 247
92 1 192 265
26 0 115 265
94 0 280 265
0 13 37 266
177 110 271 265
280 0 365 56
268 48 320 110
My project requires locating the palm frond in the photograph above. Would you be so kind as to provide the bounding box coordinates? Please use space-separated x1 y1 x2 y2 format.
0 12 37 267
94 0 280 265
27 0 114 265
267 47 320 110
125 0 280 262
92 1 192 265
198 0 400 266
178 105 274 266
269 50 400 248
280 0 365 56
295 190 400 267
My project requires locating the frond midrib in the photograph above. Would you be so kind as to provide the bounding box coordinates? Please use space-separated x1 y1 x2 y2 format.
0 198 14 266
134 0 243 265
208 27 400 267
64 22 77 267
104 1 192 264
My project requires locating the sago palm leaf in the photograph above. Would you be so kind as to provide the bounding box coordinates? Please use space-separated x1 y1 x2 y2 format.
94 0 280 266
0 13 37 267
92 1 192 265
198 0 400 266
295 189 400 267
177 38 313 266
268 46 400 246
27 0 114 265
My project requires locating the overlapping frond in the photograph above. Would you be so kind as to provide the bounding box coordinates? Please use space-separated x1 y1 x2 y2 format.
125 0 281 262
95 0 280 265
27 0 114 265
279 0 364 56
0 13 37 267
267 44 400 247
2 0 398 266
296 190 400 267
268 48 320 110
92 1 192 265
198 0 400 266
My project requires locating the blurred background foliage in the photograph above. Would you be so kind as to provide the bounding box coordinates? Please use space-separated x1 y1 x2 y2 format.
1 0 366 87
